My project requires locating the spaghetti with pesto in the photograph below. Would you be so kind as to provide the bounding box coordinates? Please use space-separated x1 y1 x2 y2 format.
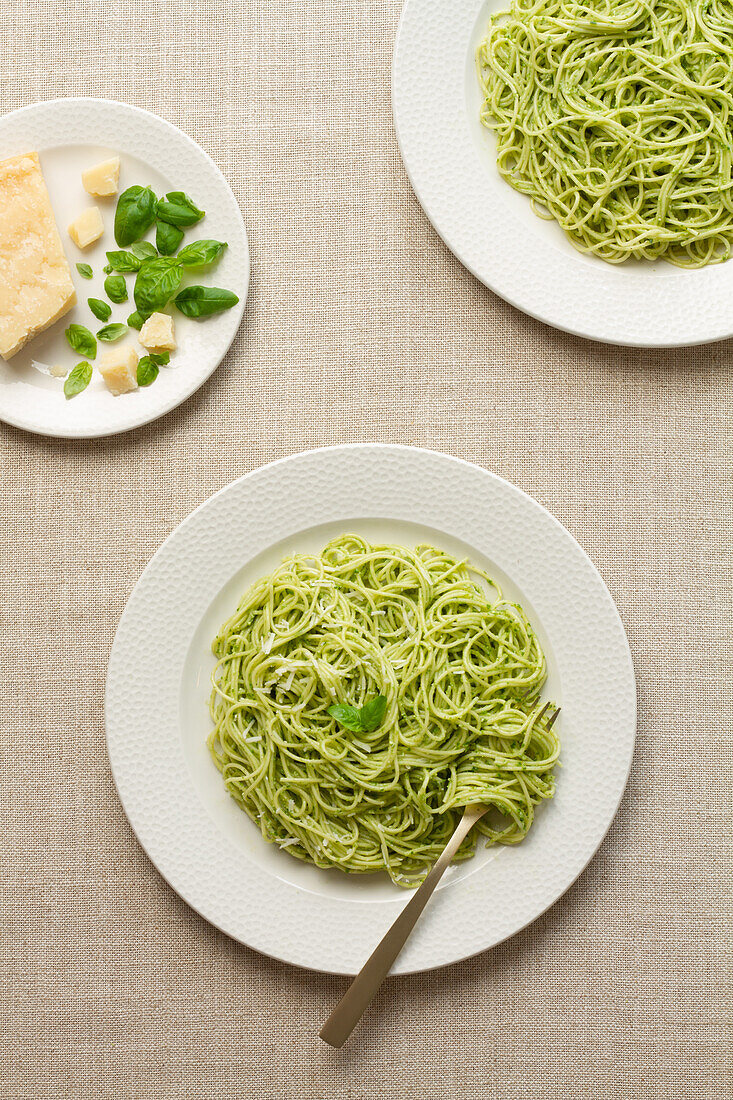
208 536 559 886
478 0 733 267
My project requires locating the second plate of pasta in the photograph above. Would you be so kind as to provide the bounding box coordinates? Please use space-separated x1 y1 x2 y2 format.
392 0 733 346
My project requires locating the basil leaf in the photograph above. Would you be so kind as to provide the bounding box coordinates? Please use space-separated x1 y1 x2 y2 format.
136 356 159 387
328 695 388 734
327 704 364 734
156 220 184 255
64 324 96 359
359 695 387 732
176 239 227 268
105 275 128 304
97 323 128 342
126 310 149 331
173 285 239 318
106 249 142 272
103 264 113 275
134 257 183 313
76 263 93 279
88 298 112 322
150 351 170 366
130 241 157 261
156 191 205 227
64 361 92 398
114 185 157 247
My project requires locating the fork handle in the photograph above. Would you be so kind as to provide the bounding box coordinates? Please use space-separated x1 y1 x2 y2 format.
319 804 486 1048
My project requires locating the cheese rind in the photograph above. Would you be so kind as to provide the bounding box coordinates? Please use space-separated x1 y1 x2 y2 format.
68 206 104 249
0 152 76 360
99 345 138 395
82 157 120 198
139 312 176 353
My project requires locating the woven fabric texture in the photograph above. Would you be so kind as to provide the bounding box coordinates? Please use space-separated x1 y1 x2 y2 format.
1 2 731 1097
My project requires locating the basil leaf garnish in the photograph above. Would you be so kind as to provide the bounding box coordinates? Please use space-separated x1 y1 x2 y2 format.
359 695 388 731
97 323 128 342
126 310 149 331
88 298 112 322
114 185 157 247
63 361 92 398
328 695 387 734
173 285 239 318
156 220 184 255
150 351 170 366
156 191 205 227
327 705 364 733
105 275 128 304
134 257 183 313
64 324 96 359
76 263 93 279
136 356 159 387
176 239 227 268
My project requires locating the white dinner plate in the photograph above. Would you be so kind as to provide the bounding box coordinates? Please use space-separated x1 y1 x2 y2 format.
106 445 636 974
0 98 248 438
392 0 733 347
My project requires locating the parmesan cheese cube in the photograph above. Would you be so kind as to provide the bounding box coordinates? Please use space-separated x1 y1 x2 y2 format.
68 206 104 249
99 345 138 395
81 157 120 198
139 312 176 353
0 151 76 360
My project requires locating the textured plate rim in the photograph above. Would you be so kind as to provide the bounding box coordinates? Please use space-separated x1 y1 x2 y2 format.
106 444 637 974
0 97 249 439
392 0 733 348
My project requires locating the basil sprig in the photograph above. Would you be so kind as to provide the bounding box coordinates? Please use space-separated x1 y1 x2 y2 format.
173 285 239 318
156 191 204 228
328 695 387 734
88 298 112 322
114 185 157 247
65 324 96 360
176 239 227 268
64 361 92 399
79 180 236 339
134 257 183 313
156 220 184 256
97 323 128 342
105 275 128 304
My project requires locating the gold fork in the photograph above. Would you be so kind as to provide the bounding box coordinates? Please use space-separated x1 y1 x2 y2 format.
319 704 560 1048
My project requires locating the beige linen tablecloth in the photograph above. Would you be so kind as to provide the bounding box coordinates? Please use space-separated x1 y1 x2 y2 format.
1 2 731 1096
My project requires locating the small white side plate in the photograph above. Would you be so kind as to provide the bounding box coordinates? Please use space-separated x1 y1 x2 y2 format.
393 0 733 346
106 445 636 974
0 98 249 438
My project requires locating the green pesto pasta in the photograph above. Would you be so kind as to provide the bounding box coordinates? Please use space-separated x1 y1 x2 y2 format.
478 0 733 267
208 536 559 887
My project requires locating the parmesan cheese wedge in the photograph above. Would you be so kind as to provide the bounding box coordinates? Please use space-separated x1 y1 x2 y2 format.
0 152 76 361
